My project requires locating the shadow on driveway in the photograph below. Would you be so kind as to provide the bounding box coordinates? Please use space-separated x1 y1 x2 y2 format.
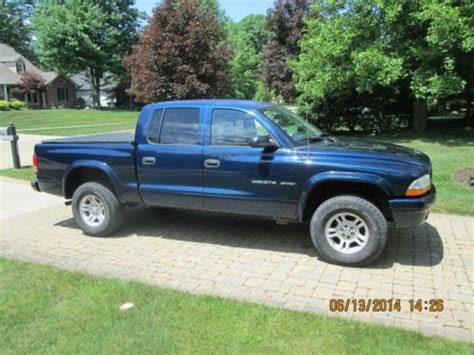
55 206 444 268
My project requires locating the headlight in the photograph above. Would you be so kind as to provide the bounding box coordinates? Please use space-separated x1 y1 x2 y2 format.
405 174 431 197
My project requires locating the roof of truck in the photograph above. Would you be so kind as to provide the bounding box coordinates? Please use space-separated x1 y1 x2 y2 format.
145 99 274 110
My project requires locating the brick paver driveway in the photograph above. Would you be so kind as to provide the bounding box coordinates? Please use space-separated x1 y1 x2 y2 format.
0 204 472 342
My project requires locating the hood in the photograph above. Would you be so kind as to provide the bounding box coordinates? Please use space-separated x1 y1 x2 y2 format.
296 137 431 170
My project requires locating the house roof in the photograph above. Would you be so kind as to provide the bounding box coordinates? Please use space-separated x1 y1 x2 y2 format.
0 43 70 86
42 71 59 84
0 43 20 58
71 72 118 91
0 62 21 85
0 55 22 62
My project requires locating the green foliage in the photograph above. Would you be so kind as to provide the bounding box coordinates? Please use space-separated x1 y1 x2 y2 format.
0 100 9 111
72 97 87 109
9 100 26 110
199 0 229 29
293 0 474 132
236 14 270 53
32 0 143 107
227 15 270 99
254 81 274 102
0 1 36 62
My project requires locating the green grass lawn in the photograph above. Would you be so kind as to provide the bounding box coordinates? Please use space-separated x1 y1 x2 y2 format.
0 165 35 181
0 108 137 136
0 258 471 354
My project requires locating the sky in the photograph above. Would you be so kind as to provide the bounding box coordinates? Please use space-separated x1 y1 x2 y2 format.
134 0 274 21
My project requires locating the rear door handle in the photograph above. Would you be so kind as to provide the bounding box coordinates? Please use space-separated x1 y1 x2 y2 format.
142 157 156 165
204 159 220 168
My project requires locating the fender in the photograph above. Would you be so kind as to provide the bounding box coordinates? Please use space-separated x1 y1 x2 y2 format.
63 160 122 199
297 171 393 221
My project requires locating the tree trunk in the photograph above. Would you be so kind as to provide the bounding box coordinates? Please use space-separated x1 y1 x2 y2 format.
89 69 102 108
464 90 472 127
413 98 427 132
379 108 390 132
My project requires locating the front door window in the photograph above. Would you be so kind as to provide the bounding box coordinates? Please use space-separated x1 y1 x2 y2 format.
211 109 268 146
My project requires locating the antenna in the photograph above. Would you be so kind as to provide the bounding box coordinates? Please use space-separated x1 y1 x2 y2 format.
305 87 310 159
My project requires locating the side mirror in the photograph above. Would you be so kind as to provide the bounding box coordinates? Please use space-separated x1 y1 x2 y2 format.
250 135 279 152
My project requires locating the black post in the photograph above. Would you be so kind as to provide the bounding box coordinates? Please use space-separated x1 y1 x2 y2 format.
7 123 21 169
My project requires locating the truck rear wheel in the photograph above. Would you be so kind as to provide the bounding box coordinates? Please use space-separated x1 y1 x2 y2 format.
310 195 388 266
72 182 125 237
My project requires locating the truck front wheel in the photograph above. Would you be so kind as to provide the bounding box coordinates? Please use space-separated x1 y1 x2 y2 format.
72 182 125 237
310 195 388 266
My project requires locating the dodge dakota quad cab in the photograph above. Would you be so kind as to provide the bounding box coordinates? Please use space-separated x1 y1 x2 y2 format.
32 100 435 266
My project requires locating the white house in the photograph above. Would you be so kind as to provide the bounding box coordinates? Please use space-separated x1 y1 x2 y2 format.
71 72 118 108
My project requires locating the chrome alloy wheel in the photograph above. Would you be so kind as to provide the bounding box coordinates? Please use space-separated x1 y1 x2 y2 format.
79 194 106 227
324 212 369 254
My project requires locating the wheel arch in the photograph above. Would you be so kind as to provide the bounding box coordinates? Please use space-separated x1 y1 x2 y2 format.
298 172 393 222
63 161 121 200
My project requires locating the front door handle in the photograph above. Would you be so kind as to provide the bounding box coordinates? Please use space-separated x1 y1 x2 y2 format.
204 159 220 168
142 157 156 165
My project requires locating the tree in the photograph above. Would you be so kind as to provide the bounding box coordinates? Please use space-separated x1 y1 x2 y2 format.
32 0 143 107
124 0 231 103
234 14 269 53
19 70 47 94
228 15 270 99
292 0 473 131
0 0 36 62
19 70 47 104
199 0 229 28
261 0 312 103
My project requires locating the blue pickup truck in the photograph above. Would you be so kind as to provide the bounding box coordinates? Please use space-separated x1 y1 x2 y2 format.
32 100 435 266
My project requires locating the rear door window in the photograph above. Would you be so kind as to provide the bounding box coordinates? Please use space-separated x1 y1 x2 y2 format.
146 109 164 143
159 108 200 145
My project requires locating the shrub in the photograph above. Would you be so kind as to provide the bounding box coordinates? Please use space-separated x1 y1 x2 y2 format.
72 97 87 109
253 81 274 102
0 100 9 110
10 87 24 100
9 100 26 110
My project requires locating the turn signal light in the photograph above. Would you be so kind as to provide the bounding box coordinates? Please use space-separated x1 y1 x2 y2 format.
405 186 431 197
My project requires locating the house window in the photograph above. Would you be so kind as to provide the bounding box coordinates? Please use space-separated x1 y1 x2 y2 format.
57 87 69 102
16 61 25 74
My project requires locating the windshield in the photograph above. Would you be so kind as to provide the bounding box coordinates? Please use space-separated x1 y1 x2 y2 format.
259 106 323 145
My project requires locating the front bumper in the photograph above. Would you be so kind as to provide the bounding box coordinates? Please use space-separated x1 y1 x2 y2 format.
389 186 436 229
31 179 40 192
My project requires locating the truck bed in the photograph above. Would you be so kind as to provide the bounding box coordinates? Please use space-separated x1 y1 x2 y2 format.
42 131 135 144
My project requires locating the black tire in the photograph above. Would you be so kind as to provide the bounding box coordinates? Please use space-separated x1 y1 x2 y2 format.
72 182 125 237
310 195 388 267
